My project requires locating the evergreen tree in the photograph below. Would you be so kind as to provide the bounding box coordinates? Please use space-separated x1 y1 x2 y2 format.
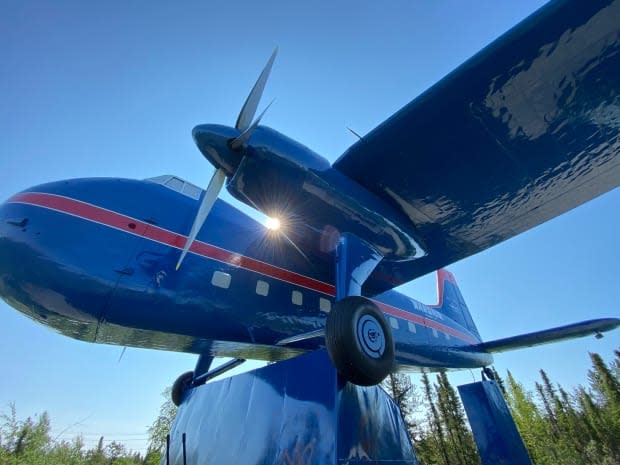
588 352 620 407
420 370 452 465
489 367 507 396
534 372 559 440
557 386 590 462
539 369 585 464
505 371 553 465
575 385 608 462
434 372 479 465
587 351 620 462
381 373 421 442
613 349 620 380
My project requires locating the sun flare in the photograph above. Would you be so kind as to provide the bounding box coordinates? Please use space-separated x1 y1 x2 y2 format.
265 217 281 231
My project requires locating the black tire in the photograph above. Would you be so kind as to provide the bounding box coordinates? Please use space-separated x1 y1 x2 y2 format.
171 371 194 407
325 296 394 386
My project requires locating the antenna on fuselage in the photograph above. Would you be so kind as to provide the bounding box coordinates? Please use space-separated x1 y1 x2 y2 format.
347 127 363 140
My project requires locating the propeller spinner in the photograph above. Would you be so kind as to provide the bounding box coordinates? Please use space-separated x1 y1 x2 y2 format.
176 48 278 270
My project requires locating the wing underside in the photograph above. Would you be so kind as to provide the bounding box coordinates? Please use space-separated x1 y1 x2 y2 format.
334 0 620 295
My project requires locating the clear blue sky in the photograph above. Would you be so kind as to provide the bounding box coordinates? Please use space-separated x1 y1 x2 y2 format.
1 0 618 454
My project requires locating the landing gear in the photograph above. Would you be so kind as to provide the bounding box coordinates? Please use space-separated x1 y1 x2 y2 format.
171 357 247 406
326 296 394 386
171 371 194 407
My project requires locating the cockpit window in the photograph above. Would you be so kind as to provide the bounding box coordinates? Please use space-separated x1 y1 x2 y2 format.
166 176 184 192
182 183 202 199
146 175 202 200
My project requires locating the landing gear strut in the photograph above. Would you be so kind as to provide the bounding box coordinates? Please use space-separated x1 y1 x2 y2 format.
171 356 247 406
324 233 394 386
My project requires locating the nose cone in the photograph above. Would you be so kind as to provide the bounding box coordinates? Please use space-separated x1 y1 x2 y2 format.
0 197 53 322
0 197 32 294
0 189 101 342
192 124 242 176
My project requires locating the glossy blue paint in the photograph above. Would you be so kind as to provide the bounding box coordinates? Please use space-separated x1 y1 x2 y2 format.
1 0 619 380
335 0 620 295
0 177 491 371
167 349 418 465
477 318 620 353
193 354 214 379
223 128 425 262
335 233 382 300
459 381 532 465
193 122 426 266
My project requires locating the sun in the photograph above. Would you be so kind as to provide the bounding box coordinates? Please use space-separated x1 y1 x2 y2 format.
265 217 281 231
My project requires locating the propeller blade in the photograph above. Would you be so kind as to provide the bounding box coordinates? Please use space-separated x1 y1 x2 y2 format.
235 47 278 132
230 100 274 150
176 168 226 270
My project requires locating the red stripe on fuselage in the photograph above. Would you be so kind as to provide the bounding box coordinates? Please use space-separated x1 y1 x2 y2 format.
374 301 478 344
9 191 478 344
9 192 335 295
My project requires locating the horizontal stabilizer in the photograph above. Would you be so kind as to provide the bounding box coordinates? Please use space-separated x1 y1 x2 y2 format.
477 318 620 354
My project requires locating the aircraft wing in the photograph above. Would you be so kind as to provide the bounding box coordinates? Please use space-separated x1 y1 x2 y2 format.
333 0 620 295
476 318 620 353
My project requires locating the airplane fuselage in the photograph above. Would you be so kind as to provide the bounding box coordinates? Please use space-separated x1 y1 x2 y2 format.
0 176 490 371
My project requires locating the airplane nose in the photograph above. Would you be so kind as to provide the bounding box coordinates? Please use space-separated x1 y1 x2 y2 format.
0 198 28 272
0 195 100 340
0 198 35 311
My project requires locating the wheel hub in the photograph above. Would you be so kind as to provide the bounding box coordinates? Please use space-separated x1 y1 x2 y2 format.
357 315 385 359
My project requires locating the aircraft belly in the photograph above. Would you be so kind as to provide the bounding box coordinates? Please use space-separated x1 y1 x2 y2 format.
394 341 492 370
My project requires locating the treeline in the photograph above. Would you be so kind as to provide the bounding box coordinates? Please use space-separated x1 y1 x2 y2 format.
383 348 620 465
2 349 618 465
0 403 160 465
382 371 479 465
503 350 620 465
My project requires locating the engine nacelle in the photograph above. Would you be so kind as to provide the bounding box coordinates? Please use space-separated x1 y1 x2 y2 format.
225 127 426 261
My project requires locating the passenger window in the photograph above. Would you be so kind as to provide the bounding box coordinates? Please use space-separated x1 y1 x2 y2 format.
292 291 303 306
389 317 399 329
256 280 269 296
211 271 231 289
407 322 416 333
432 328 439 338
319 298 331 313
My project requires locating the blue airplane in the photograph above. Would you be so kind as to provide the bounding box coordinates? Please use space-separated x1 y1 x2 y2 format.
1 0 619 406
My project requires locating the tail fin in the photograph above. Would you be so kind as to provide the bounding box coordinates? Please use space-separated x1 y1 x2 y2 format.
434 269 480 338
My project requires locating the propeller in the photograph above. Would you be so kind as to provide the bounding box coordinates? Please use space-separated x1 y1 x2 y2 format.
176 168 226 270
235 47 278 133
175 48 278 270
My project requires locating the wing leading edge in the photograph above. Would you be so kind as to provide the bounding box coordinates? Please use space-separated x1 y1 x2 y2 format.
334 0 620 295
